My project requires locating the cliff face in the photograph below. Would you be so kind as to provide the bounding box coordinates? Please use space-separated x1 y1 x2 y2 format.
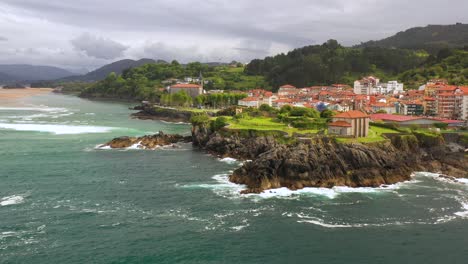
192 125 468 193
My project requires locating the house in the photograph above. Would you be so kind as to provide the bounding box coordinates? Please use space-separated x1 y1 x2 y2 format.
354 76 380 95
370 102 397 114
397 101 424 116
278 85 298 97
238 97 260 108
354 76 403 95
328 110 370 137
170 84 203 98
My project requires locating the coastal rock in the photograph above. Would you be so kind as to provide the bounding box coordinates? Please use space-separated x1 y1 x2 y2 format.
102 131 191 149
192 125 468 193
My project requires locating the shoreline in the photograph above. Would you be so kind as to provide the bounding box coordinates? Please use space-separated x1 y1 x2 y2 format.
0 88 53 106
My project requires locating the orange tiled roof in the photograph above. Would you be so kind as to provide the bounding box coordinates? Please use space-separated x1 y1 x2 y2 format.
280 84 296 89
334 110 369 119
171 84 201 88
329 121 352 127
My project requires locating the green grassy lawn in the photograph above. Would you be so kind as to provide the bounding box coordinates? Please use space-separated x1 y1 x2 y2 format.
337 125 399 144
177 107 220 113
223 116 318 135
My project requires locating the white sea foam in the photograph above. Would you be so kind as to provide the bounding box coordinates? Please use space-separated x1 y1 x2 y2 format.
230 224 249 231
0 107 68 113
456 178 468 184
125 141 143 150
0 123 114 134
95 144 112 150
455 201 468 218
219 157 239 164
182 174 416 200
0 195 25 206
159 120 190 125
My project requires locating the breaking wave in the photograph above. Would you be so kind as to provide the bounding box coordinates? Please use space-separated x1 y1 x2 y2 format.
0 123 114 135
1 195 25 206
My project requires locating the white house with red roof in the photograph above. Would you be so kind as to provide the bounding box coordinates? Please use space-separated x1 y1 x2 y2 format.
238 97 260 108
278 84 298 97
328 110 370 137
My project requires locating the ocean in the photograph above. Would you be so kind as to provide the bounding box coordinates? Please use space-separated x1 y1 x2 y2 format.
1 93 467 263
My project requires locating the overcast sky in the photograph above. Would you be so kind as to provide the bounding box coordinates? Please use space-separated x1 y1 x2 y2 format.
0 0 467 72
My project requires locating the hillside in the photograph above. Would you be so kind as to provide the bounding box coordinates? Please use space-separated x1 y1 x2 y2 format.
80 62 266 101
62 58 159 82
244 40 427 89
358 23 468 53
399 49 468 88
0 64 74 82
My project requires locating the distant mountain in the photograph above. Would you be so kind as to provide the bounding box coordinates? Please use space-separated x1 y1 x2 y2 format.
62 58 159 82
0 64 75 82
357 23 468 53
0 72 16 82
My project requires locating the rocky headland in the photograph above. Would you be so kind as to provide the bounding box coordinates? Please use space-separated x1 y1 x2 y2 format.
102 118 467 193
192 125 468 193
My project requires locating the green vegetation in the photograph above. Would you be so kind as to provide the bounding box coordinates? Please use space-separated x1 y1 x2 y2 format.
399 49 468 88
190 112 211 126
212 106 325 135
357 23 468 54
244 40 428 89
80 62 265 101
160 90 193 107
336 125 399 144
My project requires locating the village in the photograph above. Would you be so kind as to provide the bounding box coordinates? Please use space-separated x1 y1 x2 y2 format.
160 76 468 142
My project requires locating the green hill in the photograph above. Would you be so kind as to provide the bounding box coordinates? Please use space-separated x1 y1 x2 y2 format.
357 23 468 53
244 40 427 89
399 49 468 88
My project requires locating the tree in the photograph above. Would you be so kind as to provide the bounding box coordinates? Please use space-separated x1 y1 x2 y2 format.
190 112 211 126
320 109 335 119
433 122 448 130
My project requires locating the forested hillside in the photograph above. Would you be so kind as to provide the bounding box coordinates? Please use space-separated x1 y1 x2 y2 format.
399 49 468 87
244 40 427 89
80 61 267 101
357 23 468 53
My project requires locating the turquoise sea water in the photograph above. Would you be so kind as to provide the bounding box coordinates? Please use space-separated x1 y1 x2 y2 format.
1 93 468 263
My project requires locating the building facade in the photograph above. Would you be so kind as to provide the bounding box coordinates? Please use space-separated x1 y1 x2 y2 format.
328 110 370 138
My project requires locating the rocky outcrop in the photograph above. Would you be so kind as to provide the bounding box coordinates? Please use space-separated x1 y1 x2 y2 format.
102 131 191 149
192 125 468 193
132 106 193 123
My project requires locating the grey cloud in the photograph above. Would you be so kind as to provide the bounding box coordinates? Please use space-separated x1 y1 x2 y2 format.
70 33 128 60
0 36 7 41
1 0 468 68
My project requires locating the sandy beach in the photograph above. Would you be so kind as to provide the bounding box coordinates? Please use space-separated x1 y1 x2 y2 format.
0 88 53 106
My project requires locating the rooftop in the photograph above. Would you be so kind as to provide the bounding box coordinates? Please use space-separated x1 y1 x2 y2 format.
329 121 352 127
171 84 201 89
334 110 369 119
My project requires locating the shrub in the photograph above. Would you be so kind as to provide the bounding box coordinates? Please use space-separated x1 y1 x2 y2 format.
433 122 448 130
259 104 274 113
409 124 420 131
211 117 228 131
190 112 210 126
